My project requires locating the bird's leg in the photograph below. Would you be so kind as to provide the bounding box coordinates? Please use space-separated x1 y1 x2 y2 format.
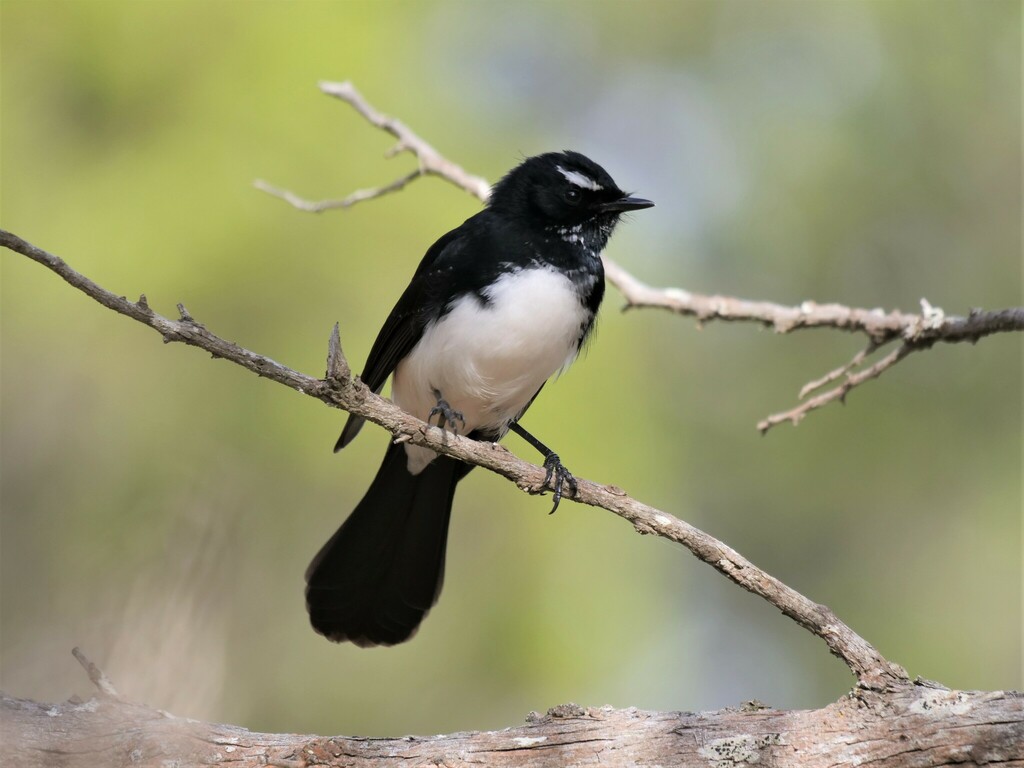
429 389 465 435
507 421 577 513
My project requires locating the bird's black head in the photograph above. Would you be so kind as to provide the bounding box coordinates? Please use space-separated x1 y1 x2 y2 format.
488 150 653 229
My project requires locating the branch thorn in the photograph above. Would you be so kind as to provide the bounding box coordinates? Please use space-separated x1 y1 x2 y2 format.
326 322 350 384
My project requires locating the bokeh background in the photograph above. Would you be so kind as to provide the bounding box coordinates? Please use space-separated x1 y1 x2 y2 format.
2 0 1020 738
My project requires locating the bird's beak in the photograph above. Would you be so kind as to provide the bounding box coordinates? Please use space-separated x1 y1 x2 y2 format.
599 196 655 213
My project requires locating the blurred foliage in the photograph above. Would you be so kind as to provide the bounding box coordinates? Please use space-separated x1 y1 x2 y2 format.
1 0 1020 738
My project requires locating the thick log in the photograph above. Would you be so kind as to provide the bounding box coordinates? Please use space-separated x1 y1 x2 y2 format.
3 684 1021 767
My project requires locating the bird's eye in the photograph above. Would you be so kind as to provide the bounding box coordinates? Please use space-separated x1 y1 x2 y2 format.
563 187 582 204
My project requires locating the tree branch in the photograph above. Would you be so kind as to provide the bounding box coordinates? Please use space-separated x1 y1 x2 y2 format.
70 648 119 699
253 170 422 212
255 80 1024 434
606 268 1024 432
0 227 907 689
252 80 490 212
3 660 1021 768
606 262 1024 345
757 342 916 432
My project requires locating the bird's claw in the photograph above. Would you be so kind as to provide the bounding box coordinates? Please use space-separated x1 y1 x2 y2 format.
429 390 465 436
542 453 577 514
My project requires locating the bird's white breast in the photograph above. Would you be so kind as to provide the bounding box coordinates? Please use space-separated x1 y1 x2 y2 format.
393 266 592 473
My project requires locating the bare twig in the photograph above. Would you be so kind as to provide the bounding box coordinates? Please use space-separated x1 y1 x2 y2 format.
254 79 490 211
610 269 1024 348
253 171 421 212
604 258 915 339
606 263 1024 428
798 341 880 400
2 228 908 689
758 343 916 433
317 80 492 201
254 81 1024 434
71 647 119 698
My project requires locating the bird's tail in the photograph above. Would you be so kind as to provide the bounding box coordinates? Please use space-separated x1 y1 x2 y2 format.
305 441 469 647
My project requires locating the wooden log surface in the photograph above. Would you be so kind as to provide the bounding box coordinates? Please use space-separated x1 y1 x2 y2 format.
3 683 1021 767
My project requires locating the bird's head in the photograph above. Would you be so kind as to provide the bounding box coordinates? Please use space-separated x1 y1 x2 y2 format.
488 151 653 229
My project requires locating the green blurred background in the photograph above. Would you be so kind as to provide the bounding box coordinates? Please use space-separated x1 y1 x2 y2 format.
2 0 1020 737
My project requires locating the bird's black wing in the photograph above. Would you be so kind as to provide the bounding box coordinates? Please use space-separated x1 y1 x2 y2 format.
334 221 477 451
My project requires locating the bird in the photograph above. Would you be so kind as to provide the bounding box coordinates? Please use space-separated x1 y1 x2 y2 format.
305 150 653 647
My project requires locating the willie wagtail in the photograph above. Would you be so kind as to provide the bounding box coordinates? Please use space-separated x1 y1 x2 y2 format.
305 151 653 646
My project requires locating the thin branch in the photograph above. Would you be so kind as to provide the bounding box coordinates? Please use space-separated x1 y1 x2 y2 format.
613 262 910 342
317 80 492 201
758 343 916 433
254 81 1024 434
605 258 914 340
2 228 908 689
613 271 1024 348
607 262 1024 430
252 171 422 212
798 341 880 400
254 80 489 211
71 647 119 699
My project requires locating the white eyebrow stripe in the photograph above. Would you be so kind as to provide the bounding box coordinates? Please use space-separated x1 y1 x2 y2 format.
556 166 603 191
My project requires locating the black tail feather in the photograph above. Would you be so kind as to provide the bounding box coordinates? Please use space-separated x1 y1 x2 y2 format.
305 442 468 647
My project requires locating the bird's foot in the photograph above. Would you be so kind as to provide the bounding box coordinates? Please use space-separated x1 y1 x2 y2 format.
542 453 577 514
429 390 465 436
